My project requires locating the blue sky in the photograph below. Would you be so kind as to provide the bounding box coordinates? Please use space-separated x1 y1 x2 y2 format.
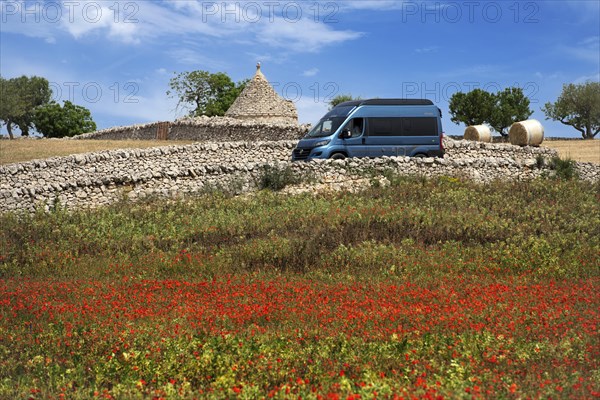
1 0 599 138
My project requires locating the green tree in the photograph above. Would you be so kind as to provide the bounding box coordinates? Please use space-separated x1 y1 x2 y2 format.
448 89 494 127
0 75 51 139
329 94 360 110
488 87 533 137
167 70 247 117
542 82 600 139
33 101 96 138
449 88 533 137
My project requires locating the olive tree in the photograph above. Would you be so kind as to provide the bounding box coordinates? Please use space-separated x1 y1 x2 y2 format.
0 75 51 138
328 94 361 110
448 89 494 127
542 82 600 139
488 88 533 137
167 70 247 117
449 87 533 137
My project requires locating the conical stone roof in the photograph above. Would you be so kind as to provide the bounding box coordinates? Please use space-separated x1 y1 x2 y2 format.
225 63 298 124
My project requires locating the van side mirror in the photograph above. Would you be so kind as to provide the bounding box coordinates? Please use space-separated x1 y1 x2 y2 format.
340 128 351 139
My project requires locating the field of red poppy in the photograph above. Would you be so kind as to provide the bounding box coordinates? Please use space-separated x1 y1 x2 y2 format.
1 176 599 399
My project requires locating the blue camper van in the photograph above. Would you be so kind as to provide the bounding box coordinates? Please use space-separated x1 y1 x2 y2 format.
292 99 444 161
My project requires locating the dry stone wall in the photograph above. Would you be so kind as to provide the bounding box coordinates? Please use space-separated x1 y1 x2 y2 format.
444 139 553 159
2 139 598 214
75 117 309 142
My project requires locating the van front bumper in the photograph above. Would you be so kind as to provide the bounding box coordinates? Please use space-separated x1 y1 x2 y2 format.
292 147 313 161
291 147 327 161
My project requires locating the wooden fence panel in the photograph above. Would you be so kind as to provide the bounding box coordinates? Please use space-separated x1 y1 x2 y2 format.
156 122 170 140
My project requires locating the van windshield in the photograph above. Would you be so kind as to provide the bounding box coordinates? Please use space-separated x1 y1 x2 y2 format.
305 117 346 138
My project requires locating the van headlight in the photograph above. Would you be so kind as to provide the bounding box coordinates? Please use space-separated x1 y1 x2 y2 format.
314 139 330 147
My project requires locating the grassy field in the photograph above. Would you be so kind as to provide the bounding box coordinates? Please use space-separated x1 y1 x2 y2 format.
1 177 599 398
543 139 600 164
0 139 195 165
1 138 598 165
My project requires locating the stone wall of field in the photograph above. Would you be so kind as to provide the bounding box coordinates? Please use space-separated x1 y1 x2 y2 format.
2 139 598 214
74 117 309 142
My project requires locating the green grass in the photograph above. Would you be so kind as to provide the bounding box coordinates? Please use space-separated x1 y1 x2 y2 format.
2 177 597 281
1 176 599 398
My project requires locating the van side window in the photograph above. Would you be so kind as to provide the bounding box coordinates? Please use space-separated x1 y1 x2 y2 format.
403 117 438 136
342 118 364 137
367 118 402 136
368 117 437 136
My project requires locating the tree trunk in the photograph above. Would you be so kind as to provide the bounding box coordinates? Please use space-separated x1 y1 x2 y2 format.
584 123 592 139
6 122 14 140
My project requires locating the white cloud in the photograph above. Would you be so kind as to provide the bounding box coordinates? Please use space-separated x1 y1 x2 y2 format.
134 1 244 38
66 73 180 127
55 1 140 44
105 18 140 44
303 68 319 77
574 73 600 84
415 46 438 54
534 71 562 80
94 90 178 124
2 0 363 54
0 1 57 42
564 0 600 20
142 1 363 53
341 1 407 11
438 64 504 79
245 52 276 64
580 36 600 46
0 55 70 84
0 1 144 44
258 18 363 52
167 48 230 69
560 37 600 63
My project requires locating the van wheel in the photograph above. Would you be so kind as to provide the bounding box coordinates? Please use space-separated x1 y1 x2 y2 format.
330 153 346 160
413 153 426 158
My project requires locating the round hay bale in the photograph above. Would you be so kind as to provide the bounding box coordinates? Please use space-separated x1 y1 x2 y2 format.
464 125 492 142
509 119 544 146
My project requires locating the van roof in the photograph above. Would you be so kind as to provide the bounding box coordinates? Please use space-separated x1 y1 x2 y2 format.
336 99 434 107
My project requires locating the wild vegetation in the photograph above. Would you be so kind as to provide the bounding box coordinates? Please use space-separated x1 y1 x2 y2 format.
1 175 598 398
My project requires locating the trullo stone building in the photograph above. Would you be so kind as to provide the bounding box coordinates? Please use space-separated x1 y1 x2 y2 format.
225 63 298 124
